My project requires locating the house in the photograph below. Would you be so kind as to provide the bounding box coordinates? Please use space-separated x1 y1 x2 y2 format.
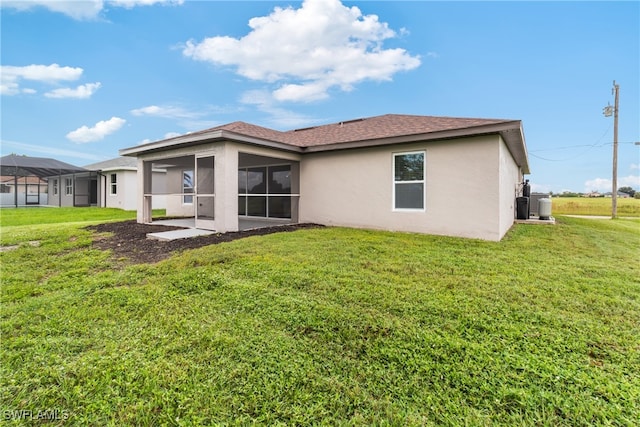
604 191 630 198
83 157 166 210
0 175 49 206
46 157 167 210
0 154 86 207
120 114 530 241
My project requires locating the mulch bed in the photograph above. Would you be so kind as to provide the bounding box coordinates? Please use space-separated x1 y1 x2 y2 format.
85 220 322 264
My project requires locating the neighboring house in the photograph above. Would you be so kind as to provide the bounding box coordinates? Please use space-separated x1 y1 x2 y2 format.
0 154 86 207
46 170 99 207
84 157 166 210
604 192 630 198
120 114 530 241
47 157 167 210
0 175 48 206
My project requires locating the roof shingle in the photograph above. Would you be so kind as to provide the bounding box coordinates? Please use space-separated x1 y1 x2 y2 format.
280 114 514 147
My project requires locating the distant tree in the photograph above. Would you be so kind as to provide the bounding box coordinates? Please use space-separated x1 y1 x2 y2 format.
635 193 640 200
618 186 636 197
560 191 580 197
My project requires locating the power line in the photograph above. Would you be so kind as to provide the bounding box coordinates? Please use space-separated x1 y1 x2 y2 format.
529 140 638 153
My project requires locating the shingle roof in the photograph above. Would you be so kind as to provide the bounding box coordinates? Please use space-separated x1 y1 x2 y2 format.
84 156 138 171
280 114 514 147
120 113 529 173
165 114 514 148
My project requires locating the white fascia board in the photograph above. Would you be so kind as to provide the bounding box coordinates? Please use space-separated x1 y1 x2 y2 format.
119 130 301 157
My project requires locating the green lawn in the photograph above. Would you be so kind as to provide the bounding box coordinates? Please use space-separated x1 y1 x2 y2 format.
552 197 640 217
1 210 639 425
0 207 166 227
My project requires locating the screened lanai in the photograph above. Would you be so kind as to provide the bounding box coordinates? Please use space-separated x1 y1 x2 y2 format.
0 154 88 207
138 150 299 232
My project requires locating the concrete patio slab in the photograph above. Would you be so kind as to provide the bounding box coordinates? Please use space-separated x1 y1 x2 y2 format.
146 217 295 241
515 216 556 225
147 228 215 241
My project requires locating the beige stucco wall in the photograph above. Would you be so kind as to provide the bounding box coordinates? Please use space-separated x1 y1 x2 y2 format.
132 134 522 239
102 170 165 211
46 175 88 207
165 167 196 217
105 170 134 210
299 135 518 241
498 139 522 237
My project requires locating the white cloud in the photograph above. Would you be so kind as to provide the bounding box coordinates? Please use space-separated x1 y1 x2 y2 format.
66 117 126 143
138 132 183 145
130 104 200 120
1 0 183 20
1 1 105 20
183 0 421 103
585 175 640 192
110 0 183 9
1 139 105 162
620 174 640 188
130 104 228 130
1 64 84 96
240 89 322 128
45 82 102 99
585 178 612 192
631 163 640 170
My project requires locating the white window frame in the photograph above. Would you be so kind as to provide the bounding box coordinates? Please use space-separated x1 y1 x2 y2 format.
392 150 426 212
52 179 58 196
182 169 194 205
65 178 73 196
109 173 117 195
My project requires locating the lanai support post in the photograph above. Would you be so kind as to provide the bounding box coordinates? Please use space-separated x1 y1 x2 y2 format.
139 160 153 224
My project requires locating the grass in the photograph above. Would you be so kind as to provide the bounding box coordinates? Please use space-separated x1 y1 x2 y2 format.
0 207 166 227
552 197 640 217
1 209 639 425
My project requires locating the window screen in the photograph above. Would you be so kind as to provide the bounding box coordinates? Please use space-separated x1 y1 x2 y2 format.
394 152 425 210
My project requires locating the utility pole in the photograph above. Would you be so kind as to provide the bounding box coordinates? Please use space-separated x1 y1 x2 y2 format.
603 81 620 219
612 81 619 219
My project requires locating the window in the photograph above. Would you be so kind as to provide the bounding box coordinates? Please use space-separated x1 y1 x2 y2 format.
393 151 425 210
52 179 58 196
65 178 73 196
110 174 117 195
183 170 194 204
238 165 292 218
0 184 10 194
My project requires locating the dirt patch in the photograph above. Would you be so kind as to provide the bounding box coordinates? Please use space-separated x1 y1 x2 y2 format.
85 220 322 264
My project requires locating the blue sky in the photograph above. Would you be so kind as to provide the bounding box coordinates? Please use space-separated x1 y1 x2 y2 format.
1 0 638 193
